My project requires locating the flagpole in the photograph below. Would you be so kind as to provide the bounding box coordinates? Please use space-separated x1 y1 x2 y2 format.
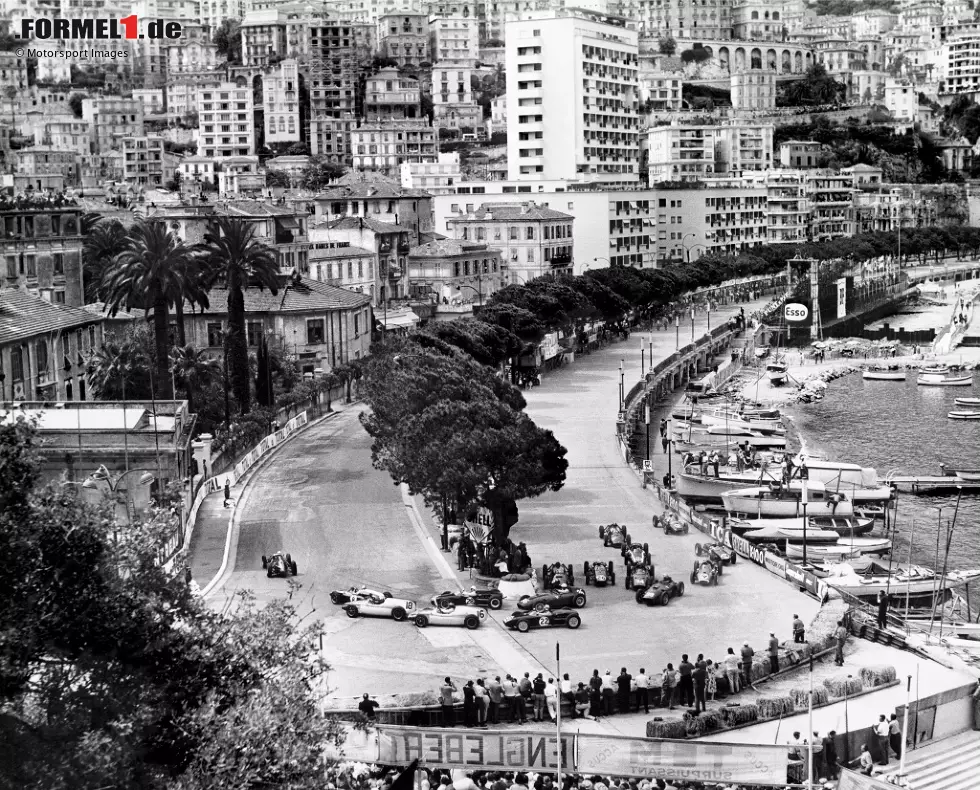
556 642 563 790
899 674 912 780
807 651 814 789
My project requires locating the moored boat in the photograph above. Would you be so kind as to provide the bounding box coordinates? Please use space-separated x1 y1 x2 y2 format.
730 514 876 537
821 562 980 605
863 368 907 381
954 397 980 407
948 410 980 420
766 359 789 386
917 372 974 386
698 412 786 435
676 468 893 503
785 543 863 561
722 481 855 518
672 423 788 450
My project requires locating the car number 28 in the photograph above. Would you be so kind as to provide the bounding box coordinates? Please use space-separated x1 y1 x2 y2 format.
539 617 550 626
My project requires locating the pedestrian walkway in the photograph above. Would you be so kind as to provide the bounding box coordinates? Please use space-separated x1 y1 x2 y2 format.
879 729 980 790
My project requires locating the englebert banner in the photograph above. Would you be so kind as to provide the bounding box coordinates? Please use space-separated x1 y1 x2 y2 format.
332 726 789 786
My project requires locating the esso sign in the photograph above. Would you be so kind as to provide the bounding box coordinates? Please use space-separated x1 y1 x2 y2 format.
784 303 809 322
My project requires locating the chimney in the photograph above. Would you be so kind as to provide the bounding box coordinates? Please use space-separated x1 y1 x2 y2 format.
520 203 529 215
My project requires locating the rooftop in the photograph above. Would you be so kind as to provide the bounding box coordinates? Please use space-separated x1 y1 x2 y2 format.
315 171 431 200
0 193 80 212
408 239 496 257
0 290 103 346
319 216 407 235
186 273 370 314
451 202 575 222
310 244 375 259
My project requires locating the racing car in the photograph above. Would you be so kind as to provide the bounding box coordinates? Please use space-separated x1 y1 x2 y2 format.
517 586 588 611
624 563 655 591
690 558 721 586
504 606 582 632
635 576 685 606
622 541 652 567
695 541 737 565
432 586 504 610
414 603 486 629
584 559 616 586
599 523 629 548
344 591 416 621
330 586 391 605
654 513 689 535
542 562 575 589
262 552 297 578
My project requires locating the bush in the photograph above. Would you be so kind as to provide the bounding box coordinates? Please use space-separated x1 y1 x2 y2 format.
790 686 829 707
756 696 795 718
720 704 759 726
646 719 689 738
823 675 864 698
859 665 897 688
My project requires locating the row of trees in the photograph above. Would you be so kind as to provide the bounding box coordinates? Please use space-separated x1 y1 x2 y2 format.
0 417 351 789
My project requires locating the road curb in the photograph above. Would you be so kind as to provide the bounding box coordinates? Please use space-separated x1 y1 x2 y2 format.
198 407 348 598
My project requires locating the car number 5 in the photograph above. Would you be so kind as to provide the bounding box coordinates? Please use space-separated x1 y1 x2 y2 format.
539 617 550 626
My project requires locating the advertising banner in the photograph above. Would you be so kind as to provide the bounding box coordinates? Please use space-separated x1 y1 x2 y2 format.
347 728 790 786
541 333 560 360
837 278 847 319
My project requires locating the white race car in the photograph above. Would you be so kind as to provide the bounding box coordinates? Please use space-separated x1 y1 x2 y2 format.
414 604 487 629
344 591 416 621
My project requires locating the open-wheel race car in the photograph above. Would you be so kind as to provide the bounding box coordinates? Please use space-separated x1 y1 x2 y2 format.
599 523 629 548
331 586 390 605
695 540 737 565
654 513 689 535
584 560 616 586
542 562 575 589
625 563 656 591
343 591 416 621
262 552 297 578
518 587 587 611
622 541 652 567
635 575 685 606
690 558 721 586
504 606 582 632
432 586 504 610
414 603 486 629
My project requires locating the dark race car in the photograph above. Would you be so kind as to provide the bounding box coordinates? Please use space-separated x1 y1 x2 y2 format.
690 558 721 586
756 542 786 558
622 541 651 567
654 513 688 535
584 560 616 586
433 586 505 610
517 586 588 611
262 552 297 578
542 562 575 589
625 563 655 591
695 541 737 565
504 606 582 632
599 523 629 548
330 586 391 605
635 575 685 606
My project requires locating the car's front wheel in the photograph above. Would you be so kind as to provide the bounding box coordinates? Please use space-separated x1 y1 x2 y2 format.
345 606 359 618
391 607 407 621
660 592 671 606
566 615 581 629
574 594 587 608
730 554 737 564
635 590 645 604
415 615 429 627
489 596 503 610
464 615 480 630
330 592 342 604
517 620 530 632
695 543 703 556
678 582 685 597
290 561 298 575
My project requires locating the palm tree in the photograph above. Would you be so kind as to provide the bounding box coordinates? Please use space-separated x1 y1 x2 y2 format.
170 345 221 415
102 220 192 398
82 220 129 304
170 254 211 346
199 217 279 415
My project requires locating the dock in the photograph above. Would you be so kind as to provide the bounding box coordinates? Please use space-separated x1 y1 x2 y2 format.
889 475 980 494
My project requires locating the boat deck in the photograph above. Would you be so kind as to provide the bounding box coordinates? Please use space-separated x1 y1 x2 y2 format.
889 475 980 493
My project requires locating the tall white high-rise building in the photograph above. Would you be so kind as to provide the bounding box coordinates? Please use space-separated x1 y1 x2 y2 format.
197 82 255 158
505 11 639 184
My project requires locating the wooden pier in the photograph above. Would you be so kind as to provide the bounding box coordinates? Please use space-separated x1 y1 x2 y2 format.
889 475 980 494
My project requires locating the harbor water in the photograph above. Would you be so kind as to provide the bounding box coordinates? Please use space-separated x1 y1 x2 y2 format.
788 373 980 614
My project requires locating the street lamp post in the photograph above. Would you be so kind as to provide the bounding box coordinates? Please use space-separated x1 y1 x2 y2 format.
457 274 484 307
690 308 695 342
675 315 680 349
83 465 156 525
801 467 810 564
593 256 610 269
707 304 711 332
640 337 646 377
682 233 697 263
619 360 625 410
644 401 651 466
666 423 673 488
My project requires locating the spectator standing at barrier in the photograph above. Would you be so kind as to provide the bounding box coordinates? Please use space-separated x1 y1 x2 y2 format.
823 731 839 780
635 668 650 713
835 620 848 666
545 677 559 722
488 676 503 724
223 478 231 507
561 673 574 711
661 663 677 709
811 731 823 781
474 678 488 725
359 693 380 720
693 656 708 713
877 591 889 629
463 680 477 727
889 713 902 759
503 675 524 723
875 715 890 764
574 683 590 719
768 633 780 674
588 670 603 719
616 667 632 713
677 655 694 708
740 643 755 688
532 674 547 722
724 647 741 693
440 677 457 726
793 614 806 643
601 670 615 715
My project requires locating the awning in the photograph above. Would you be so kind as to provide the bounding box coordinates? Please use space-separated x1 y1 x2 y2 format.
379 310 420 330
278 217 301 228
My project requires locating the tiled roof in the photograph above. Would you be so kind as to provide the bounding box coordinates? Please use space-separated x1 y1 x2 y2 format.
315 171 430 199
0 290 104 346
83 302 141 321
186 274 370 315
455 203 574 222
409 239 493 257
310 245 375 259
321 216 405 234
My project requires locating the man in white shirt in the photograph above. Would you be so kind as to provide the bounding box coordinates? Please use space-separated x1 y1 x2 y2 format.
545 677 559 721
635 668 650 713
875 715 890 764
559 673 574 709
